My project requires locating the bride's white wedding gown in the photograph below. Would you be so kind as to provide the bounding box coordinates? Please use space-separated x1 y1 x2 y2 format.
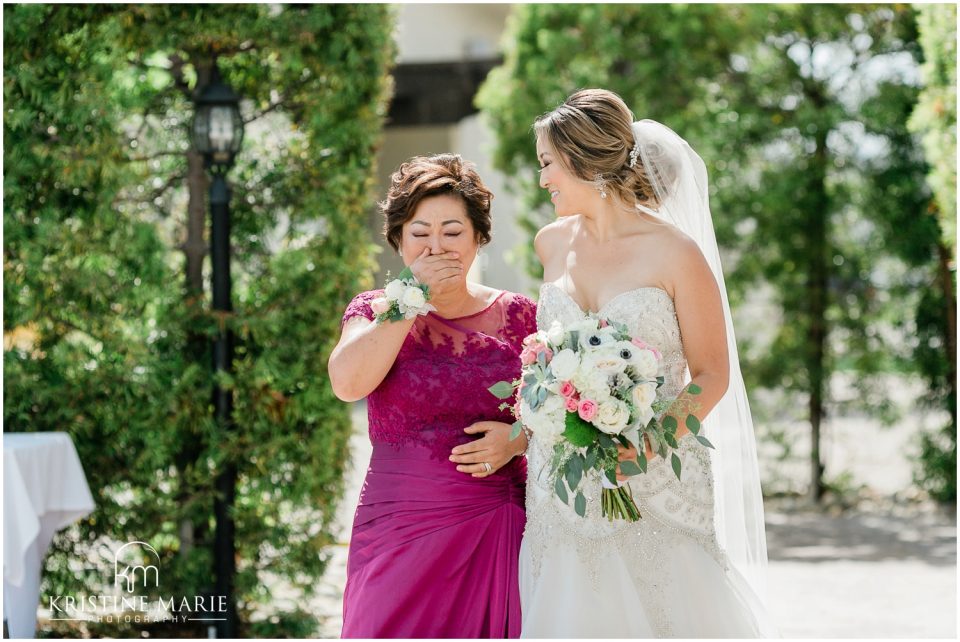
519 282 771 638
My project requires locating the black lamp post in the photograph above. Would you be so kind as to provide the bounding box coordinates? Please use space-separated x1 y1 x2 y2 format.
192 60 243 639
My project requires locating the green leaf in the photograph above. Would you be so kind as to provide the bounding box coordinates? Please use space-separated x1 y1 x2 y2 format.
574 491 587 517
554 476 569 504
509 420 523 440
488 381 515 400
604 465 618 486
687 383 702 395
662 415 678 432
565 457 583 491
619 460 642 476
637 451 648 473
597 433 614 449
584 447 598 470
563 412 600 447
397 266 416 281
686 414 701 435
664 431 678 449
671 452 682 480
696 435 715 449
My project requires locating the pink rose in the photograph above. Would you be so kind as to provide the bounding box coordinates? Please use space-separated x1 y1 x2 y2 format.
520 347 537 366
599 319 609 328
565 397 579 413
525 341 553 364
578 399 598 422
559 380 576 398
370 297 390 315
631 338 662 361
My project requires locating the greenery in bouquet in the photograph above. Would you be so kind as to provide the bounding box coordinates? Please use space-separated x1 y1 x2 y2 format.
491 317 709 521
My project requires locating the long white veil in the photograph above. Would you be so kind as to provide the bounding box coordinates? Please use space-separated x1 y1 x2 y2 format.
632 119 774 630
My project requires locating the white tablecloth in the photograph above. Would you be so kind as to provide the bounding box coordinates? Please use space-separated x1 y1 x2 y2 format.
4 432 95 638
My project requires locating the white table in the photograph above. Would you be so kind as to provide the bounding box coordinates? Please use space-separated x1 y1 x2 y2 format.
4 432 95 638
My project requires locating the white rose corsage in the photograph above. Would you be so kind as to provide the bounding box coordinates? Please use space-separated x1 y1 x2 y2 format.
370 266 436 324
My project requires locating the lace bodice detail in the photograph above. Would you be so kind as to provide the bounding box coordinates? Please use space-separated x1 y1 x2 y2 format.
525 283 727 603
341 289 537 459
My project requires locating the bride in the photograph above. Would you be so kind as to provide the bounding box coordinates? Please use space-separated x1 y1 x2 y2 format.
519 89 777 637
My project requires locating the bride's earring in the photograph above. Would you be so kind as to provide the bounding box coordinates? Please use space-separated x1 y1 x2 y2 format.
398 249 403 258
594 173 608 199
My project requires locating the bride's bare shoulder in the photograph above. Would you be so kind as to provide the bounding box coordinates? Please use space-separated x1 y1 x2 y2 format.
534 217 575 264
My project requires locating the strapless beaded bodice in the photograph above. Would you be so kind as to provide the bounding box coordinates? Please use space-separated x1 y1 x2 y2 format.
524 282 726 589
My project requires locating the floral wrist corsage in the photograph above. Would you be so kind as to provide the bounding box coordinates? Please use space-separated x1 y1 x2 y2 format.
370 267 436 323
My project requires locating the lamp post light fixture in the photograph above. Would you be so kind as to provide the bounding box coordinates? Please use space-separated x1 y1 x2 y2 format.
191 59 243 639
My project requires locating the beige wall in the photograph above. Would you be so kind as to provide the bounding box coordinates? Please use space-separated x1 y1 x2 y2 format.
394 4 511 63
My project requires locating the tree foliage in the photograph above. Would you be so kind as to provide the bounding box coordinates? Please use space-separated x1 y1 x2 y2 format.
908 3 957 502
4 4 394 634
478 4 949 500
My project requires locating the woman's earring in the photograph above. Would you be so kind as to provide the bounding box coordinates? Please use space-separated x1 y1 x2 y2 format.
398 249 403 258
594 173 608 199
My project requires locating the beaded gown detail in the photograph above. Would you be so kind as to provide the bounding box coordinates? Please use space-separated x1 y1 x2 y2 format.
519 283 767 638
340 289 537 639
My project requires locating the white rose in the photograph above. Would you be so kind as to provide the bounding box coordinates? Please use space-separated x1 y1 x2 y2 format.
581 369 612 403
549 349 580 381
595 400 630 434
384 279 406 301
546 320 566 347
631 382 657 410
590 347 629 374
402 285 427 309
520 396 565 443
632 350 659 380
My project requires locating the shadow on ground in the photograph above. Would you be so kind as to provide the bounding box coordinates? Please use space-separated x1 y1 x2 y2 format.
765 505 957 566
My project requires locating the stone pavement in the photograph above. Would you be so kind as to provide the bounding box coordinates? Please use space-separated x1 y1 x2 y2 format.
308 403 957 639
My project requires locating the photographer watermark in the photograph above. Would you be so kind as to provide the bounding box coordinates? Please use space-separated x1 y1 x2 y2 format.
47 540 228 625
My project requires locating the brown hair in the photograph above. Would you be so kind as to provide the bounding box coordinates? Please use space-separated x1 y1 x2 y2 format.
534 88 659 206
381 153 493 251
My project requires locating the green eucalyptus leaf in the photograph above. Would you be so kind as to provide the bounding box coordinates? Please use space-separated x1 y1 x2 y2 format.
619 460 642 476
565 459 582 491
671 452 682 480
637 452 648 473
662 415 678 432
696 435 715 449
554 476 569 504
574 491 587 517
664 431 678 449
488 381 515 400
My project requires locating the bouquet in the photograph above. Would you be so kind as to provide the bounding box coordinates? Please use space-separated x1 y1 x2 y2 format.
490 316 711 521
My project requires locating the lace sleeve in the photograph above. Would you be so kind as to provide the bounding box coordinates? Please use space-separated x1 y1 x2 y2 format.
502 292 538 351
341 290 383 328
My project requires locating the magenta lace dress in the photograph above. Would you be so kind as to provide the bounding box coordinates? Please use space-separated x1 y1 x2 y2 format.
339 289 537 639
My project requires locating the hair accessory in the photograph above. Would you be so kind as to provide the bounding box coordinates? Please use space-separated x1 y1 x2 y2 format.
628 141 640 168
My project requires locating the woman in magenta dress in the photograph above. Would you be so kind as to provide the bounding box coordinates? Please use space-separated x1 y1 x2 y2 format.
328 153 536 638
